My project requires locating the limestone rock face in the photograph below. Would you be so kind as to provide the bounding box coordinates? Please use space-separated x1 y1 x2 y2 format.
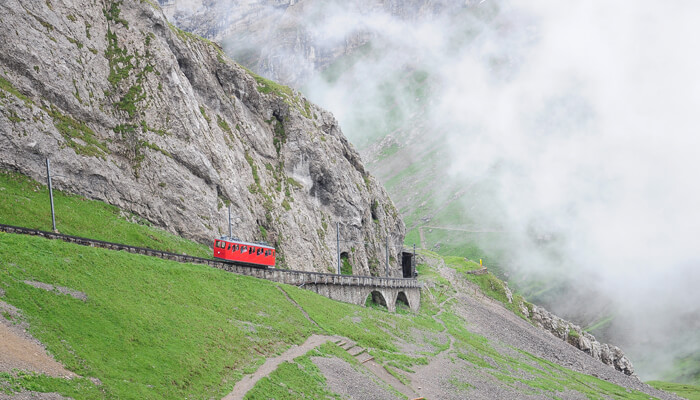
0 0 404 275
530 305 634 376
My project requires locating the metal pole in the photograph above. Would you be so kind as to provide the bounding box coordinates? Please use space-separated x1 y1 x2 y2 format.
336 222 341 275
385 236 389 277
413 243 416 278
228 205 232 238
46 159 56 232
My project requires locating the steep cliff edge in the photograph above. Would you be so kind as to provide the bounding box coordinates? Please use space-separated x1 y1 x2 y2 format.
0 0 404 275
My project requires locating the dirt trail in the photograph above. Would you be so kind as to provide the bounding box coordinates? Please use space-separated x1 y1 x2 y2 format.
222 334 338 400
361 358 417 399
222 332 418 400
0 306 76 379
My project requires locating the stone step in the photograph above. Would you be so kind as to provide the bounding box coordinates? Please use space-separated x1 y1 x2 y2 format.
342 342 355 350
347 346 365 356
356 353 374 364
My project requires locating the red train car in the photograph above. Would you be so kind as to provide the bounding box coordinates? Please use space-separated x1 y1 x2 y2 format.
213 237 276 267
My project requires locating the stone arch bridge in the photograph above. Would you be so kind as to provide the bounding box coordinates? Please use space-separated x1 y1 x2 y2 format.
218 265 422 313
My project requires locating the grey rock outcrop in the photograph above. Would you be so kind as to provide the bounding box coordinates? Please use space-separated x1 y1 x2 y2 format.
529 304 635 376
0 0 404 275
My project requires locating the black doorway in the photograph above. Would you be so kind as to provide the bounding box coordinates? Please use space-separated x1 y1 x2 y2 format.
401 252 413 278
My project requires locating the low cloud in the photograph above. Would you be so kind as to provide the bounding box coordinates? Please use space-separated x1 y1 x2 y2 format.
208 0 700 379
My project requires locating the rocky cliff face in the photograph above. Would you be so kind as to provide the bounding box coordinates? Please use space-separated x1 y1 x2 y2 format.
162 0 471 86
0 0 404 275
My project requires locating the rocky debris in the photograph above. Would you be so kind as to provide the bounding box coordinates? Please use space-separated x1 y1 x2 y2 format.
530 304 634 376
0 392 72 400
23 280 88 302
503 281 513 303
0 0 404 276
464 267 488 275
519 300 530 318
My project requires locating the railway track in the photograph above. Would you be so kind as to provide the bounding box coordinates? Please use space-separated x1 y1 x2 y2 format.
0 223 420 289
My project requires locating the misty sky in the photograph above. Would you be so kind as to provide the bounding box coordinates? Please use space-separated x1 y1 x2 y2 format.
174 0 700 379
297 0 700 378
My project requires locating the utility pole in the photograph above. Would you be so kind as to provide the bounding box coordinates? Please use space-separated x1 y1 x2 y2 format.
46 159 56 232
385 236 389 277
228 205 232 238
336 222 341 275
413 243 416 278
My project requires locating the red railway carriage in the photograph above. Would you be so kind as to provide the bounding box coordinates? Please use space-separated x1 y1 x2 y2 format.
213 237 276 267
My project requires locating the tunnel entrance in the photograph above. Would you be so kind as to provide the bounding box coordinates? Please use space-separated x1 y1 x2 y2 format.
365 290 388 310
401 252 414 278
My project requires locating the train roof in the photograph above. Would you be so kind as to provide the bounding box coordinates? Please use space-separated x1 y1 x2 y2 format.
216 237 275 249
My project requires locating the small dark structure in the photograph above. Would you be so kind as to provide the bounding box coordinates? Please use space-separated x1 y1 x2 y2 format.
401 251 415 278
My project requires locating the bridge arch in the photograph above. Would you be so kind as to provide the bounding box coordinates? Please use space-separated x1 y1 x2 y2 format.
365 290 389 310
396 291 410 311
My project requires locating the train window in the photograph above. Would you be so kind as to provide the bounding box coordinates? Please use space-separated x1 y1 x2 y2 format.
257 248 262 255
227 243 231 250
241 246 247 253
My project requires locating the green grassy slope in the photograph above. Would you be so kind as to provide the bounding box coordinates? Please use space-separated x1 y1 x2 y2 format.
647 381 700 400
0 233 317 399
0 170 210 257
0 228 674 399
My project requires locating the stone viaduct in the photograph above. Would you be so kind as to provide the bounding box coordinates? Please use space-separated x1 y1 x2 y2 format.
217 265 422 313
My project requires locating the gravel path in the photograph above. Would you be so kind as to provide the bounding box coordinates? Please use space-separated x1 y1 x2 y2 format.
312 357 402 400
222 334 339 400
0 301 76 379
0 392 72 400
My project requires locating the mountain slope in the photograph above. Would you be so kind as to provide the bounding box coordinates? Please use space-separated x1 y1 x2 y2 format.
0 230 681 399
0 174 684 399
0 0 403 275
